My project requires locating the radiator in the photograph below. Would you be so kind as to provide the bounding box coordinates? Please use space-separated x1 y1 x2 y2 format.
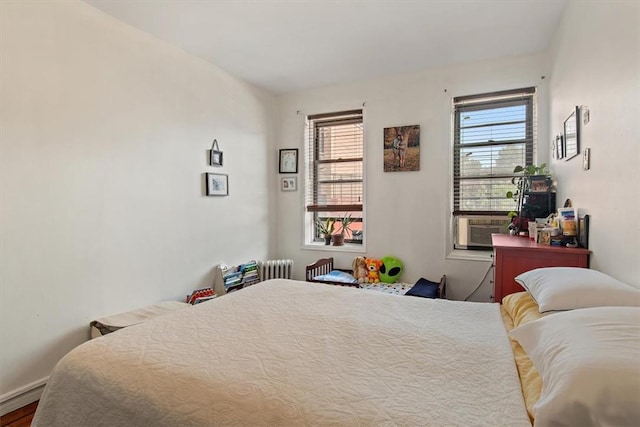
258 259 294 281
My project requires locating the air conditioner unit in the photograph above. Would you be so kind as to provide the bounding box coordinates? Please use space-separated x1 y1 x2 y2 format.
467 224 504 247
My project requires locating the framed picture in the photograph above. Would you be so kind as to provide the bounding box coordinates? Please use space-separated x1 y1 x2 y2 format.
209 139 223 167
383 125 420 172
206 173 228 196
279 149 298 174
210 150 223 167
578 214 590 249
554 134 564 160
563 106 580 160
281 176 297 192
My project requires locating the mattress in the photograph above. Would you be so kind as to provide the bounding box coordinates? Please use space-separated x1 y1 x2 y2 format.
33 279 530 426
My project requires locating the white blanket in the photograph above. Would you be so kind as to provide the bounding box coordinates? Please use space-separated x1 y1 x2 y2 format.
33 279 530 426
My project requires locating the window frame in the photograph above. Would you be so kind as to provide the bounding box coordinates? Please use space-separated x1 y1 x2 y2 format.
304 109 365 248
452 88 536 251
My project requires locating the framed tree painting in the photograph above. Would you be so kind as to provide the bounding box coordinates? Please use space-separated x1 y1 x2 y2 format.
383 125 420 172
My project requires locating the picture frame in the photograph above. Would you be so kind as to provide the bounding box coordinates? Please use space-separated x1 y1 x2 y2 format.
279 149 298 174
206 173 228 196
281 176 297 192
563 106 580 160
210 150 223 167
578 214 590 249
555 134 565 160
383 125 420 172
557 207 577 220
209 139 223 167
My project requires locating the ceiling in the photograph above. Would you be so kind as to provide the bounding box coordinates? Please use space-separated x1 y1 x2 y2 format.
84 0 567 95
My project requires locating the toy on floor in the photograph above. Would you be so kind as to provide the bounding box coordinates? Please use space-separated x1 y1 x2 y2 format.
365 258 382 283
379 256 404 283
352 256 368 283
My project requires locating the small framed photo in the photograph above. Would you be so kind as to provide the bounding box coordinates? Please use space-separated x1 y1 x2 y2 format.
279 149 298 174
557 134 565 159
557 207 576 219
209 139 223 167
578 214 589 249
206 173 228 196
553 134 565 160
210 150 223 167
281 176 297 191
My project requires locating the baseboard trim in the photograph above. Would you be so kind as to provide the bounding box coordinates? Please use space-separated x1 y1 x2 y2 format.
0 377 48 416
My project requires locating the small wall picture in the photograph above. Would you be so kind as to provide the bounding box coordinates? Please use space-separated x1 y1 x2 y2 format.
556 134 565 160
281 176 297 191
383 125 420 172
279 149 298 174
210 150 223 167
209 139 223 166
206 173 228 196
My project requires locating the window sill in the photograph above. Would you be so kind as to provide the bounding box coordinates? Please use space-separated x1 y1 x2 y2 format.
446 249 493 262
302 242 366 254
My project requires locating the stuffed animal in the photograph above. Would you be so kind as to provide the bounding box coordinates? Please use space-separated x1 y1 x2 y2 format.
352 256 368 283
379 256 404 284
365 258 382 283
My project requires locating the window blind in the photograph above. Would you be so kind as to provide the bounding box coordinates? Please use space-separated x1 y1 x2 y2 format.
453 87 536 215
305 109 364 214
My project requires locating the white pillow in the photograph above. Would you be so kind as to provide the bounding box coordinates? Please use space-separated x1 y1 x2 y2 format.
510 306 640 426
514 267 640 313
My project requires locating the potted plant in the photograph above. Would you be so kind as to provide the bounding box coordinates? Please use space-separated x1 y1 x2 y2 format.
506 163 550 233
315 218 335 245
332 213 355 246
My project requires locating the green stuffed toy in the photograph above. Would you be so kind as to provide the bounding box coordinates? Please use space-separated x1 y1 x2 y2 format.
379 256 404 283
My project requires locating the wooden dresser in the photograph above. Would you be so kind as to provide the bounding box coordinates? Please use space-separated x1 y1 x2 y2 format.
491 234 590 303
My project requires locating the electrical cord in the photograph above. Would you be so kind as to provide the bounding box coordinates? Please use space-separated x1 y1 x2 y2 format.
463 262 494 301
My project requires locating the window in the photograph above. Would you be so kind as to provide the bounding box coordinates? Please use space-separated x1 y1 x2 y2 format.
305 109 364 245
453 88 536 249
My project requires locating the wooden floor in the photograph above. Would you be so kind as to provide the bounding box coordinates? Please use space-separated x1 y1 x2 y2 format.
0 402 37 427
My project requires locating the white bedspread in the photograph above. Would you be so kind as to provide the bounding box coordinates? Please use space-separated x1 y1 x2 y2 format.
33 279 530 426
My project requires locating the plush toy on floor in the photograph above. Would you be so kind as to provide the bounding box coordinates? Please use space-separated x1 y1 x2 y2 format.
365 258 382 283
352 256 368 283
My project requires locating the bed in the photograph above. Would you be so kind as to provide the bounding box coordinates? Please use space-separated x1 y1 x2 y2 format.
33 270 640 426
305 257 446 298
305 257 360 287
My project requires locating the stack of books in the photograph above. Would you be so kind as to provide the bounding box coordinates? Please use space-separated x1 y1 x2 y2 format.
223 267 244 292
186 287 217 305
240 260 260 286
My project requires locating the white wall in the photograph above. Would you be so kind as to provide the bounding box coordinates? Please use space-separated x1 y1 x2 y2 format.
0 0 277 409
276 53 550 300
548 1 639 286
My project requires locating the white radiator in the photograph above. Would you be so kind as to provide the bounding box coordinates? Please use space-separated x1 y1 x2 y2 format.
258 259 294 281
